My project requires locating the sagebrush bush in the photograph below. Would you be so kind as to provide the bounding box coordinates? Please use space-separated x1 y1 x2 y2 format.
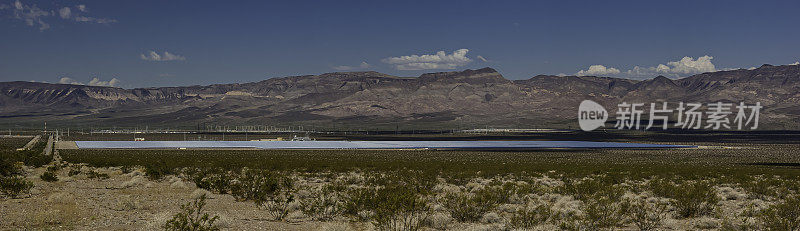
86 170 110 179
145 160 173 181
46 163 62 172
68 168 81 177
300 184 342 221
211 173 233 194
758 195 800 231
229 168 280 202
343 187 378 221
4 140 51 167
582 196 630 229
0 176 33 198
510 203 551 229
441 187 502 223
371 185 429 231
0 158 23 177
40 170 58 182
163 194 220 231
649 178 718 218
741 176 785 199
558 176 624 201
260 176 296 221
627 198 668 231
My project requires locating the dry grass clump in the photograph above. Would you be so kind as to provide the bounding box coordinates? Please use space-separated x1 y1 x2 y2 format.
24 192 81 228
163 194 220 231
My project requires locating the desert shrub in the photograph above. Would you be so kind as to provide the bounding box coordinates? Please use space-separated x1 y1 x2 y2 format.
163 194 220 231
758 195 800 231
181 168 231 194
741 176 785 199
46 163 62 172
145 160 173 181
515 180 550 195
206 173 232 194
230 168 280 202
40 170 58 182
300 184 342 221
3 141 51 168
68 168 81 177
0 158 23 177
483 181 517 204
509 203 551 229
582 196 630 229
259 175 296 221
372 185 429 231
342 187 378 221
86 170 109 179
627 198 668 231
720 214 758 231
182 168 213 190
121 165 132 174
441 187 502 223
385 170 437 195
0 176 34 198
558 213 593 231
649 178 718 218
558 176 624 201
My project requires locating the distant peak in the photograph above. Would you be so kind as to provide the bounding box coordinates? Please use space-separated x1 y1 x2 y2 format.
474 67 498 73
417 67 508 83
760 64 774 68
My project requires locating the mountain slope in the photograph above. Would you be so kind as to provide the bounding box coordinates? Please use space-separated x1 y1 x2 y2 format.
2 65 799 129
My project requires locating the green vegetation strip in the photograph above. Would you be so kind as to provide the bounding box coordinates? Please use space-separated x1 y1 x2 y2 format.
60 145 800 179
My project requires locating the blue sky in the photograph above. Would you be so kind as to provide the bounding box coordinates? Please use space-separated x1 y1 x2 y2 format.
1 0 799 88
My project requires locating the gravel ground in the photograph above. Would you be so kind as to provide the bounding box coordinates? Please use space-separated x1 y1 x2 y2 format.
0 166 336 230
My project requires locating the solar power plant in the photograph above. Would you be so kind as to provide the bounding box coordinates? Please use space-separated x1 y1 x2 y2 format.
75 140 694 149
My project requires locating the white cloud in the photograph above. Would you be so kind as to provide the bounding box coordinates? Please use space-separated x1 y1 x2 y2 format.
623 55 718 79
140 51 186 61
333 61 371 71
662 55 716 74
73 15 116 24
0 1 115 31
476 55 489 62
8 0 51 31
58 77 82 85
58 7 71 19
58 77 120 87
382 49 472 70
575 65 621 76
88 77 120 87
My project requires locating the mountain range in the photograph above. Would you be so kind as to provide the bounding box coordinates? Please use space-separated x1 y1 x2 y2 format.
1 64 799 130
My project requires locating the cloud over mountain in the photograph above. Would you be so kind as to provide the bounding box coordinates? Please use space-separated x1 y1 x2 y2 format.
626 55 717 78
575 65 621 76
382 49 472 70
58 77 120 87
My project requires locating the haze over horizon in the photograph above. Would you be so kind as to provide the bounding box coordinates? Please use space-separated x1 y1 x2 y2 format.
1 0 799 88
